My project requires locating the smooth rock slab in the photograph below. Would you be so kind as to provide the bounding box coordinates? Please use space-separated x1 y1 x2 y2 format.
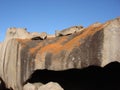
23 83 37 90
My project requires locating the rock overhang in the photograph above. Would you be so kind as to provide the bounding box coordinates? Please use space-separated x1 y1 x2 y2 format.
0 17 120 90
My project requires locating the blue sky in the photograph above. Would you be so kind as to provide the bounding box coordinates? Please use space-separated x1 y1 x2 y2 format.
0 0 120 42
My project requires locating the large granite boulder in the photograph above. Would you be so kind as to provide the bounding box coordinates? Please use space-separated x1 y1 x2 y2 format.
0 17 120 90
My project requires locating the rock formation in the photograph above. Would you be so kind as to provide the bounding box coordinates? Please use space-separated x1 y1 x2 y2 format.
55 25 84 36
23 83 36 90
0 17 120 90
31 32 47 40
23 82 43 90
5 27 31 41
38 82 63 90
23 82 63 90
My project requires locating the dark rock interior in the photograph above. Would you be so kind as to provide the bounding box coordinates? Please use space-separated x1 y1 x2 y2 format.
25 61 120 90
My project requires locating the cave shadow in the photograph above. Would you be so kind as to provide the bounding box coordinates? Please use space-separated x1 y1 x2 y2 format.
0 77 13 90
26 61 120 90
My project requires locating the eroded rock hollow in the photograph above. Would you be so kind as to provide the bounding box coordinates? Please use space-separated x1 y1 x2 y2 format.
25 62 120 90
0 17 120 90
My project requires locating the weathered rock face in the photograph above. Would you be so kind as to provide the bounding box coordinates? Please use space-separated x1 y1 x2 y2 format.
0 39 21 90
0 17 120 90
23 83 37 90
23 82 63 90
102 18 120 66
5 27 31 41
55 25 84 36
38 82 63 90
23 82 43 90
31 32 47 40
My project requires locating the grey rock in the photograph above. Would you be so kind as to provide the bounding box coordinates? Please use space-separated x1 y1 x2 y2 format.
23 83 37 90
33 83 44 89
30 32 41 40
47 34 55 38
5 27 31 41
102 17 120 66
55 26 83 36
39 32 47 40
0 39 22 90
31 32 47 40
38 82 63 90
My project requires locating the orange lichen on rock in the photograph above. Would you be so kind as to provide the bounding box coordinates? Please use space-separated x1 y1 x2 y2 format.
62 23 106 51
16 22 109 58
38 23 107 56
58 36 68 44
40 43 63 54
79 24 103 39
29 42 43 55
38 36 68 54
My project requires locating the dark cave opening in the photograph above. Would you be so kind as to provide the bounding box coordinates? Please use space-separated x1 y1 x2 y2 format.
0 77 13 90
26 61 120 90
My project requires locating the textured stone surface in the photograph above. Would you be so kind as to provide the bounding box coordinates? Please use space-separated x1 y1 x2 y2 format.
23 83 36 90
0 39 21 90
102 18 120 66
5 27 31 41
38 82 63 90
31 32 47 40
23 82 63 90
55 25 83 36
23 82 43 90
39 32 47 40
0 17 120 90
